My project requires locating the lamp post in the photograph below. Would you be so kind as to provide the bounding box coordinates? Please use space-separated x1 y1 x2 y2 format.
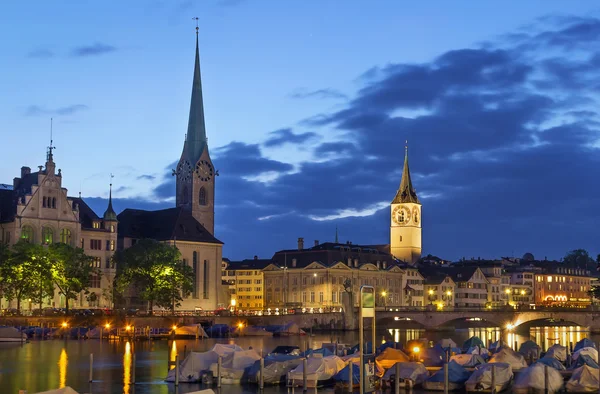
428 289 434 305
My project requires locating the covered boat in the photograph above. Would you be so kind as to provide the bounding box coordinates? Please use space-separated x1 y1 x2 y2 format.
462 336 484 352
572 347 599 363
570 354 599 370
465 362 513 393
466 346 490 359
270 346 300 356
513 363 562 394
0 327 27 342
488 340 505 354
566 364 600 393
266 322 305 336
247 354 301 385
518 340 541 360
209 348 261 384
165 344 243 383
34 387 80 394
545 344 567 362
333 361 383 384
438 339 458 349
382 362 429 386
574 338 596 353
175 324 209 338
287 355 346 388
301 348 334 358
377 341 403 353
422 361 470 391
489 347 528 370
205 324 230 337
450 354 485 367
376 347 410 369
536 357 566 370
421 345 446 367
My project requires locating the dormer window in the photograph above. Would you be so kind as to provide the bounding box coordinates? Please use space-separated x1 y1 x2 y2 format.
110 225 115 233
92 222 100 229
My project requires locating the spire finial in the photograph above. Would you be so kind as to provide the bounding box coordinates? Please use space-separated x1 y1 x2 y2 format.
193 16 199 36
103 173 117 221
405 139 408 157
47 118 56 162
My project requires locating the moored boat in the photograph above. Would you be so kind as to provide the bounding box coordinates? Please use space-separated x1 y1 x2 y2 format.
465 362 512 393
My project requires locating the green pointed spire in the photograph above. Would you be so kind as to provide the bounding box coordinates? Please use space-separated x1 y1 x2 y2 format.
392 142 420 204
186 28 208 162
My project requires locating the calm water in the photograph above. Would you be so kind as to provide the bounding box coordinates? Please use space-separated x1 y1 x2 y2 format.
1 326 594 393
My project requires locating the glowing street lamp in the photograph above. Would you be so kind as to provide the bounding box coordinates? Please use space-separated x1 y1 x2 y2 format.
104 323 111 330
61 322 68 328
446 290 452 307
428 289 434 305
231 298 237 314
505 288 511 306
381 291 387 308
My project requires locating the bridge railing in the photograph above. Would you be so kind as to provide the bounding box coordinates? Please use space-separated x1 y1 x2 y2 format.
377 305 598 313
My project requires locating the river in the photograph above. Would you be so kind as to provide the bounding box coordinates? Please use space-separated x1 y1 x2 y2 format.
1 325 593 393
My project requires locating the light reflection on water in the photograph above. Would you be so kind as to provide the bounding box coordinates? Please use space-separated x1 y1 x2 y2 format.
2 325 595 394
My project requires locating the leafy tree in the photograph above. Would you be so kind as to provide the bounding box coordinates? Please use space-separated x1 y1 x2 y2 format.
48 243 97 314
589 286 600 302
2 241 51 314
114 239 194 315
563 249 596 271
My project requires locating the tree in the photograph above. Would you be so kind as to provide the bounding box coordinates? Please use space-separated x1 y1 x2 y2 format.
48 242 97 314
2 241 51 314
589 286 600 303
114 239 194 315
563 249 596 271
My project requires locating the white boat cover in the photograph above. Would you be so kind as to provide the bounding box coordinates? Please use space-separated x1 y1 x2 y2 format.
438 338 458 349
450 354 485 367
0 327 27 341
209 349 261 383
573 347 599 363
249 356 302 384
545 344 567 362
175 324 209 338
375 347 410 369
382 362 429 385
165 344 244 382
288 355 346 382
85 327 102 339
566 365 600 393
514 363 563 393
465 363 513 392
489 347 528 370
186 390 216 394
34 388 79 394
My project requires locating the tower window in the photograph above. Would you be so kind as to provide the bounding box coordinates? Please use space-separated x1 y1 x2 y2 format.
399 236 403 242
414 212 419 223
199 187 207 206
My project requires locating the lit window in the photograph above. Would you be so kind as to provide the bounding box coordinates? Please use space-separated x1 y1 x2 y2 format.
547 276 552 283
21 226 34 243
60 229 72 245
42 227 53 245
93 222 100 229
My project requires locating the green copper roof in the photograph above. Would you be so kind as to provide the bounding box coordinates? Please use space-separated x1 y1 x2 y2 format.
392 146 420 204
185 33 208 162
103 185 117 221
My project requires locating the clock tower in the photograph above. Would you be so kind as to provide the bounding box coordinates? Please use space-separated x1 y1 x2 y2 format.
174 28 215 235
390 144 421 264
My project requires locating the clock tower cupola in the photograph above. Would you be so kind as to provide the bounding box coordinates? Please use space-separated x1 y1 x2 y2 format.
390 143 422 264
174 24 216 235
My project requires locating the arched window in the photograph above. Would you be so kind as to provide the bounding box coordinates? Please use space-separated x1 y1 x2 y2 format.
21 226 34 243
52 198 56 208
414 212 419 223
182 186 189 205
199 187 207 206
60 229 72 245
42 197 47 208
42 227 53 245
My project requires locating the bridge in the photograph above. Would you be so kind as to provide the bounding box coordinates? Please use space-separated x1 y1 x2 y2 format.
211 307 600 331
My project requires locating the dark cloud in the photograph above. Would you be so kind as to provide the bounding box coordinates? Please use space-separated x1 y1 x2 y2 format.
137 174 156 181
263 128 319 148
71 43 117 57
129 16 600 261
289 88 348 100
24 104 88 117
27 48 54 58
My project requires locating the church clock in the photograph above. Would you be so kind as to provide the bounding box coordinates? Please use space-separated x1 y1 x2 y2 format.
195 160 214 181
176 160 192 181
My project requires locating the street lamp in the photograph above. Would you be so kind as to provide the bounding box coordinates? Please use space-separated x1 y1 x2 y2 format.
446 290 452 307
231 298 237 314
428 289 434 305
381 291 387 308
505 288 511 306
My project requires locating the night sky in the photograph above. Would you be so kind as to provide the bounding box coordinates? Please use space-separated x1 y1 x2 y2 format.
1 2 599 261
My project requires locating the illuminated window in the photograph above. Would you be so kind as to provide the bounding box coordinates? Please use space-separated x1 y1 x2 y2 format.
60 229 72 245
92 222 100 229
21 226 34 243
42 227 53 245
547 276 552 283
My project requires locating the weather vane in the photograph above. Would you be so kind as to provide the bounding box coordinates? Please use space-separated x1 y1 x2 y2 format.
193 16 199 34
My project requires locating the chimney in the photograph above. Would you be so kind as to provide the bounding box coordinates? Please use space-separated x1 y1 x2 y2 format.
314 240 319 247
292 258 297 268
383 261 387 269
376 261 381 269
347 258 352 266
254 255 258 260
13 177 20 189
354 259 358 267
297 237 304 250
21 166 31 178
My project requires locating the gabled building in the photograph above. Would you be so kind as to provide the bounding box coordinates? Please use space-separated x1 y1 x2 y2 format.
445 267 489 308
0 148 117 309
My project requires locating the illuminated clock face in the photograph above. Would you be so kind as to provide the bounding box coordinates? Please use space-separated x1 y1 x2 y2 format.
195 160 214 182
177 160 192 181
392 206 411 225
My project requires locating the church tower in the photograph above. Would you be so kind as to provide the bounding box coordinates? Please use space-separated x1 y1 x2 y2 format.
390 144 422 264
174 26 216 235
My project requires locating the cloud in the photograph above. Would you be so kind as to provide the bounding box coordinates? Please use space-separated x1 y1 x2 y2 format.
24 104 89 117
71 43 117 57
137 174 156 181
289 88 348 100
263 128 319 148
27 48 54 58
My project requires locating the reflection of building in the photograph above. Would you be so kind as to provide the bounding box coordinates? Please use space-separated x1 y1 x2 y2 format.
390 146 422 265
116 31 223 312
0 149 117 308
534 263 594 307
262 240 406 309
223 257 269 311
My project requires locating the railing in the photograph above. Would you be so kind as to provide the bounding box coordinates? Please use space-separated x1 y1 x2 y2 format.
377 305 599 313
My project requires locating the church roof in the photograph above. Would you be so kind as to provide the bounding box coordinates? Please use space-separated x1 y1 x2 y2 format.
392 145 420 204
117 207 222 244
184 31 208 163
227 259 273 270
69 197 101 229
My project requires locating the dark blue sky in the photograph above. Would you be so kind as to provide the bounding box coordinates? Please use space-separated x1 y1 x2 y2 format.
2 2 600 261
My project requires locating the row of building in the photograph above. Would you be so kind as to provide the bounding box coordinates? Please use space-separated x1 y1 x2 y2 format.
222 246 597 312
